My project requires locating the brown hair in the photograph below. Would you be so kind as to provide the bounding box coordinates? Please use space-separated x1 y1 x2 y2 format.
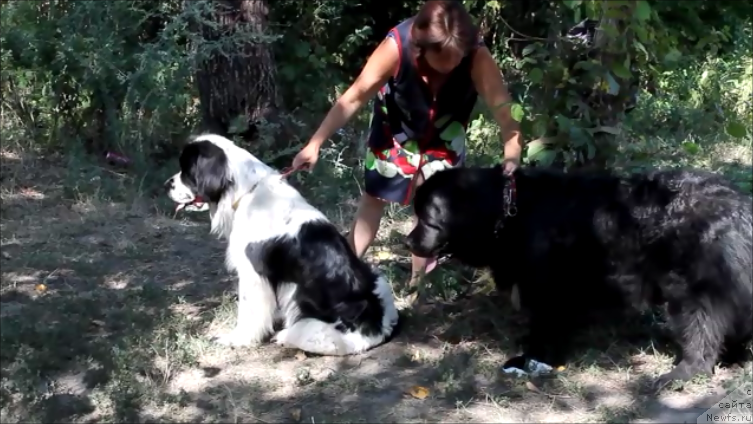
410 0 479 58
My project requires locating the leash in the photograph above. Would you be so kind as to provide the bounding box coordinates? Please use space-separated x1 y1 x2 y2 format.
503 174 518 217
278 165 301 179
494 170 518 235
231 165 303 211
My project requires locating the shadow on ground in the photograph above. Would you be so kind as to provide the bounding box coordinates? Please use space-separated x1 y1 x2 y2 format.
2 148 750 423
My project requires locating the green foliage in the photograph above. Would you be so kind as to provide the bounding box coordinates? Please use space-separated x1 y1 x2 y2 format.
1 1 256 162
462 0 751 169
1 0 750 175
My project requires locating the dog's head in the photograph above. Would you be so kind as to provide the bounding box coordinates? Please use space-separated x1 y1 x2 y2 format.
406 166 508 262
165 138 232 210
165 134 273 211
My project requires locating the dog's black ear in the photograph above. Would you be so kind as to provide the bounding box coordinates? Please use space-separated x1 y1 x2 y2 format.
180 140 234 203
194 157 232 203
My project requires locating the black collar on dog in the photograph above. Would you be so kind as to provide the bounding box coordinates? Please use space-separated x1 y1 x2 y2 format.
494 173 518 235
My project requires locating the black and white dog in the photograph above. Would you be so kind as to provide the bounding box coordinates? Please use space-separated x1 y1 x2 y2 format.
406 165 753 391
165 134 399 355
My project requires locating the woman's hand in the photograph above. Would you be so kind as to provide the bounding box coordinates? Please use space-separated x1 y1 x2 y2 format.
292 141 322 171
502 157 519 175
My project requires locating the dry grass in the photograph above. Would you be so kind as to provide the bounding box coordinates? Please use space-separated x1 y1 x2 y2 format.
1 127 752 424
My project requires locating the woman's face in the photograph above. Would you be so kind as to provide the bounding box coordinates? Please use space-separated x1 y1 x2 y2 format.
423 48 464 74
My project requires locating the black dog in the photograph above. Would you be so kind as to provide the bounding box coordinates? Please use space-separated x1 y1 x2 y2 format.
406 165 752 391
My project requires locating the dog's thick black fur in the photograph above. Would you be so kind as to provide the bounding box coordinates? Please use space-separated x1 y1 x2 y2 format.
406 165 753 390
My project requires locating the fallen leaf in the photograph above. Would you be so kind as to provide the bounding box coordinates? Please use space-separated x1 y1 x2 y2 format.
556 365 566 372
407 385 430 400
35 284 47 292
374 250 393 261
525 381 542 393
290 407 301 421
295 351 307 361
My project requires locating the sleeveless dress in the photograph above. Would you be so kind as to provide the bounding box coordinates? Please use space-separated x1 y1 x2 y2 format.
364 17 482 205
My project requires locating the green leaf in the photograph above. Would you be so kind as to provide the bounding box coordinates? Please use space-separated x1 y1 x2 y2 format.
589 126 621 135
569 126 589 147
600 22 621 38
228 115 249 135
611 62 632 80
604 8 627 19
585 0 600 19
633 40 649 59
528 68 544 84
294 41 310 58
526 138 557 167
521 43 538 57
663 49 682 64
634 25 650 44
573 61 595 71
555 114 573 133
681 141 700 155
605 72 620 95
537 149 558 167
586 141 596 160
634 0 651 21
563 0 582 9
532 118 548 137
726 121 748 139
526 138 550 158
510 103 525 122
485 0 501 10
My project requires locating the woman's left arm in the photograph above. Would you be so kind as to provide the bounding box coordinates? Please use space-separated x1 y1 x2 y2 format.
470 46 523 171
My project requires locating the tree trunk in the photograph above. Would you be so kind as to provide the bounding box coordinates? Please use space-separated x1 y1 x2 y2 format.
195 0 277 141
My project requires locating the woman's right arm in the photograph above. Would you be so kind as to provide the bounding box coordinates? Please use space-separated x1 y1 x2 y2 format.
307 37 399 148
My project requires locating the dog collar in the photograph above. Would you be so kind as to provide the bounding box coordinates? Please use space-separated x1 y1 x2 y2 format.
231 182 260 211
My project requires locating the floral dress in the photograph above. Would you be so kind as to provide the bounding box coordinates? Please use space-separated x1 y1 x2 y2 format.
364 17 482 205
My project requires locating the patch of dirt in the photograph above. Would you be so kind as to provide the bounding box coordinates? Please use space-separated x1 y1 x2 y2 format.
1 153 750 424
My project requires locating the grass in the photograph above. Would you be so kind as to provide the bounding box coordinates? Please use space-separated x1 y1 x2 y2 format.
1 94 752 423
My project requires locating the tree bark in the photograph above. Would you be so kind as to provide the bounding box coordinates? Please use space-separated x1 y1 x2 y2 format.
195 0 277 140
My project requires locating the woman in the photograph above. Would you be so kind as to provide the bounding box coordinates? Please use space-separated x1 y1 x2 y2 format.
292 0 523 289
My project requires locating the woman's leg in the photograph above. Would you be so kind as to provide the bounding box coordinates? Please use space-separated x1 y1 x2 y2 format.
346 193 387 257
407 172 428 289
408 219 429 288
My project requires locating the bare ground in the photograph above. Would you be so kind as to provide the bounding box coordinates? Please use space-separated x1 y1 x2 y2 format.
1 148 751 424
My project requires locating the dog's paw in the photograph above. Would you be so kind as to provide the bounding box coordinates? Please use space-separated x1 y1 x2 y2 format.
650 369 693 393
271 329 291 347
650 362 700 393
213 329 260 347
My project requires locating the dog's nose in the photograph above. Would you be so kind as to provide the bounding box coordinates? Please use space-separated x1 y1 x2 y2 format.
164 178 174 192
